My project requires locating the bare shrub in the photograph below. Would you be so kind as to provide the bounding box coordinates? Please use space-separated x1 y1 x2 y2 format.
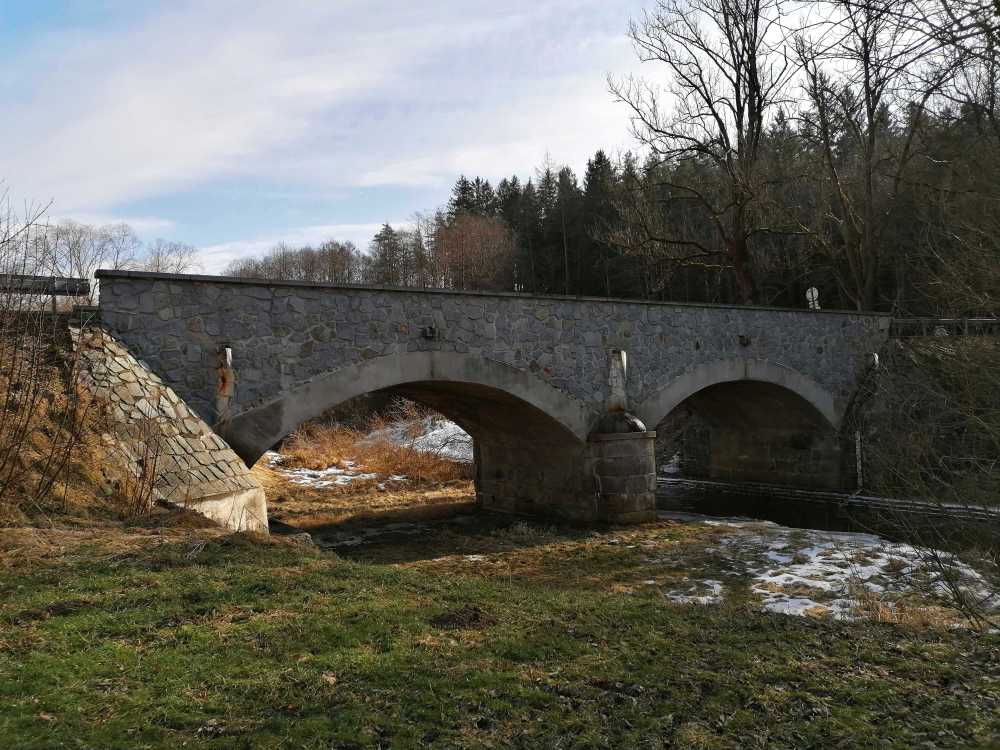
0 193 94 523
851 338 1000 627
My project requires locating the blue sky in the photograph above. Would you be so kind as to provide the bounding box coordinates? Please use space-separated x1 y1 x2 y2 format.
2 1 649 272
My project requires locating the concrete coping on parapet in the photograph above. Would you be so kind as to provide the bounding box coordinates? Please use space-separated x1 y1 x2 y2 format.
588 431 657 442
95 269 891 320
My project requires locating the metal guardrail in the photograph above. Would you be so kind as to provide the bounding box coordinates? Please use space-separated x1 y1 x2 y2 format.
890 317 1000 338
1 274 91 297
657 477 1000 525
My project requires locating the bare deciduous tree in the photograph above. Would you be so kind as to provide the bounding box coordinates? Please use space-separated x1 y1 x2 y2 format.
850 338 1000 627
142 239 200 274
0 190 91 521
610 0 798 303
226 240 364 284
434 213 516 292
796 0 944 311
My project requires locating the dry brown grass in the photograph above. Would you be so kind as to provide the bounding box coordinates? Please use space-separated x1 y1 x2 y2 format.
278 404 471 486
0 338 184 526
849 584 969 630
255 458 475 531
0 355 116 526
0 508 305 575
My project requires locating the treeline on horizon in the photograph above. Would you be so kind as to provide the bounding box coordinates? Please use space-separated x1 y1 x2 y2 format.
229 0 1000 317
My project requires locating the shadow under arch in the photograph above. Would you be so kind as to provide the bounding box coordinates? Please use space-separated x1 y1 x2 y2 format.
636 359 849 490
635 358 840 432
219 350 594 465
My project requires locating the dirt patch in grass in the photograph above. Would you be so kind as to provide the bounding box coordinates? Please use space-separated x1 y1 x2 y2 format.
9 598 95 625
430 605 498 630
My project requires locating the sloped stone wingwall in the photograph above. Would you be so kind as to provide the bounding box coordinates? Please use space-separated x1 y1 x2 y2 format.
73 327 268 533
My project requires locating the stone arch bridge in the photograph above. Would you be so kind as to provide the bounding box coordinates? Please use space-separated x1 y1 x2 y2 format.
97 270 890 524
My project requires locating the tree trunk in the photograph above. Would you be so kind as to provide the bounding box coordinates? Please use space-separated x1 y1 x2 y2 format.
728 235 756 305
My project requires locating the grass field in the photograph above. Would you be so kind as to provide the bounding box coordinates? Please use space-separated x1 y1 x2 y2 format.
2 475 999 749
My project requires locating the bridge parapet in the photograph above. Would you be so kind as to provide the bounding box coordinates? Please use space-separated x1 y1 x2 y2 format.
889 318 999 338
96 271 889 428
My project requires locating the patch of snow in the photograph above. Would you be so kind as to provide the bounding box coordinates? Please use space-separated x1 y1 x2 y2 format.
665 579 724 605
656 511 999 621
367 416 473 463
659 453 683 476
762 596 828 616
265 451 380 489
765 551 794 564
280 465 380 489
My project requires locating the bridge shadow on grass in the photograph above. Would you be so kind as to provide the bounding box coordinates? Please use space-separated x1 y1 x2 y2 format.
298 510 729 604
258 467 722 588
272 498 603 565
267 496 725 603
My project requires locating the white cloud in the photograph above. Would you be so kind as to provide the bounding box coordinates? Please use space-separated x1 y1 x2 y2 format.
4 0 651 251
5 2 446 211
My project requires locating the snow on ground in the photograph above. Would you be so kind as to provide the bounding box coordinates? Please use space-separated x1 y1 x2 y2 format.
659 511 999 620
264 452 386 489
366 416 473 463
664 579 725 605
264 417 473 489
264 424 996 624
263 415 471 489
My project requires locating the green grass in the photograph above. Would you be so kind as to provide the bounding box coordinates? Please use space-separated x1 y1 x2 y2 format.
1 529 998 749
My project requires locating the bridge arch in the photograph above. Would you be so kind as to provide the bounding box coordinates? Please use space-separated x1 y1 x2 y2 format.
220 350 593 465
636 359 848 490
636 358 840 432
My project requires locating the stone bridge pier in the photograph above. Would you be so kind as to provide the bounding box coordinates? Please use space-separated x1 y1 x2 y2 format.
96 271 890 525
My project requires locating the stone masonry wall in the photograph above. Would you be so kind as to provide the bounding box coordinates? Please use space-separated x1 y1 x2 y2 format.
74 327 268 533
97 272 890 437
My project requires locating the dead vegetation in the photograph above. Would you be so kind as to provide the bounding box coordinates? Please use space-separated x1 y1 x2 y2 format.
0 202 166 526
850 339 1000 627
277 400 471 486
850 585 963 631
256 464 475 533
0 339 107 525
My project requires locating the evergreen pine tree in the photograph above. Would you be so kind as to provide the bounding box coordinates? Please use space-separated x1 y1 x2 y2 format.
448 176 478 218
583 150 618 295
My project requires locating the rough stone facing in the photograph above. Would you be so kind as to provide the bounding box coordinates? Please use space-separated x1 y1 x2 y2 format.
97 272 889 435
73 326 268 533
586 432 658 524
